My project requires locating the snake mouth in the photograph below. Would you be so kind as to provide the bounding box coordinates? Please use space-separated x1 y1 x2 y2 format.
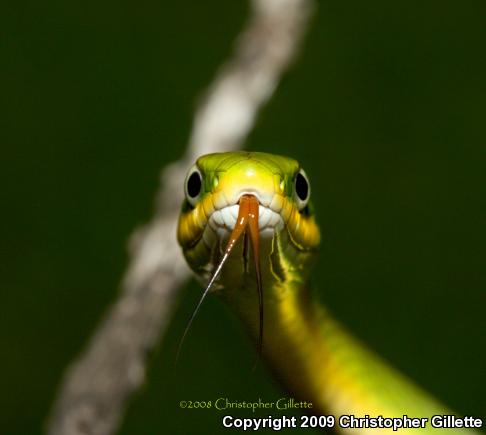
208 195 285 237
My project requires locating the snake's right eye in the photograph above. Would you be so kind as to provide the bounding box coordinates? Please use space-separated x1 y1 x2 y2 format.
185 166 203 206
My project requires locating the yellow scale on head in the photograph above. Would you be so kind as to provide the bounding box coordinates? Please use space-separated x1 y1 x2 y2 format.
177 151 320 255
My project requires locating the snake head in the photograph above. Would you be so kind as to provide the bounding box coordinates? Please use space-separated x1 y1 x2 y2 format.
177 151 320 288
176 151 321 363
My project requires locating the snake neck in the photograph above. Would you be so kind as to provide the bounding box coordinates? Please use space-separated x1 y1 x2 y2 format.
221 278 482 435
216 236 481 434
215 229 351 414
219 270 352 415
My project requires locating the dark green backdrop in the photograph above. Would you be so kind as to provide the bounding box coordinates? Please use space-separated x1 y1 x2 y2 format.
2 1 485 434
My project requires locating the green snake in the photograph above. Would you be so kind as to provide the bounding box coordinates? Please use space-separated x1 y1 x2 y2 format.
176 151 482 434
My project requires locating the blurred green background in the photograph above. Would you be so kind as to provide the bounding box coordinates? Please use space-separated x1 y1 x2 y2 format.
2 0 485 434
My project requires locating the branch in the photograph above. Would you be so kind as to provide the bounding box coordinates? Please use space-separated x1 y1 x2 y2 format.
47 1 315 434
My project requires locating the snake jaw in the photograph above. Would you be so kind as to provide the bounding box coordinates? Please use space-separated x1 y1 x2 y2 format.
208 201 284 238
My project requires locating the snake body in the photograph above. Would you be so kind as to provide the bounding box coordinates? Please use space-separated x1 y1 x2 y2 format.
177 151 481 434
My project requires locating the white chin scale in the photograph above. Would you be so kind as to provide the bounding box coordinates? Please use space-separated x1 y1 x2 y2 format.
208 204 284 239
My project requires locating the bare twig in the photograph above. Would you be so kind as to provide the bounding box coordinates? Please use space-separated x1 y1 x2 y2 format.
47 1 315 434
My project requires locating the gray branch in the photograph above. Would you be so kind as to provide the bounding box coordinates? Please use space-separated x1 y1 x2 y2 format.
47 1 315 434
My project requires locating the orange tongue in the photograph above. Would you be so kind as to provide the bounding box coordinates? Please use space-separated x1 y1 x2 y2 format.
226 195 263 362
177 195 264 365
224 194 259 256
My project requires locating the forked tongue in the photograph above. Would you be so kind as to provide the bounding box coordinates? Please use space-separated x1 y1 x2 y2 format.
176 195 263 366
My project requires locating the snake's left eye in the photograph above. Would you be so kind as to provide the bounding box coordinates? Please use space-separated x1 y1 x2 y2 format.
294 169 310 210
185 165 203 206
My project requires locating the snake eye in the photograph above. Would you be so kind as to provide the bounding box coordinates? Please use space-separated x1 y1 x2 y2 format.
184 165 203 206
294 169 310 210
